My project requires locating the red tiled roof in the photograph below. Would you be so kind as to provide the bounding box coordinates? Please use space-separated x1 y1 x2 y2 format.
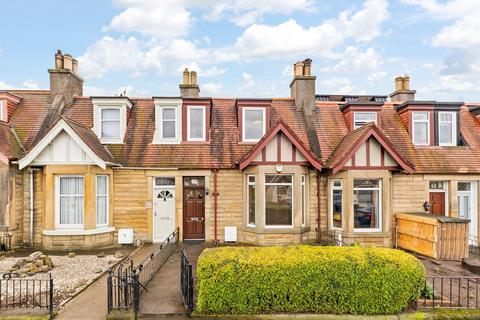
0 122 24 160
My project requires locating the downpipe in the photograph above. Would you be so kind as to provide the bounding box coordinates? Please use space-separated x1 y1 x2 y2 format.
29 168 41 247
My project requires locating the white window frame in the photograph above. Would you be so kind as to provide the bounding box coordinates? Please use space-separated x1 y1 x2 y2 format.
92 98 131 144
330 179 343 230
353 112 377 129
187 106 206 141
247 175 256 226
153 98 182 144
55 175 84 229
96 175 109 227
242 107 266 142
264 174 294 228
353 179 382 233
0 100 5 122
100 108 121 140
412 111 430 146
301 175 306 227
438 111 457 146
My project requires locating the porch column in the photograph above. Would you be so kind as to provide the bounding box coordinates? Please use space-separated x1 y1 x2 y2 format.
84 170 96 230
448 180 458 217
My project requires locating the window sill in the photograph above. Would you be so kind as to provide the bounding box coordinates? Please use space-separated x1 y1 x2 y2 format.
241 226 310 234
43 227 115 236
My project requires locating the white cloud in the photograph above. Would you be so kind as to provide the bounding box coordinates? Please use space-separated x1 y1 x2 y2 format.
22 79 41 90
221 0 389 61
367 71 387 82
401 0 480 20
105 0 191 38
202 66 228 77
0 79 44 90
321 47 383 73
239 72 254 90
202 82 223 95
432 15 480 48
317 77 353 95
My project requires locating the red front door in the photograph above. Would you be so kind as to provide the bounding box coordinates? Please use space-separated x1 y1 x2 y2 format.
183 177 205 240
429 192 445 216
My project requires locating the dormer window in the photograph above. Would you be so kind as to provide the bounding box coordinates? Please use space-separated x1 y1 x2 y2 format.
242 107 266 142
438 111 457 146
0 100 4 122
353 112 377 129
92 98 132 144
412 112 430 146
153 98 182 144
187 106 206 141
101 108 120 139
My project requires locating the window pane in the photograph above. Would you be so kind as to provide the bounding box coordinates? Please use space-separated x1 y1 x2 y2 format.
413 112 428 121
265 175 292 184
333 189 342 228
353 179 379 188
458 182 471 191
60 196 84 225
354 189 379 229
156 177 175 186
248 177 255 225
162 108 175 120
244 109 264 140
97 176 107 194
440 113 453 122
189 108 204 139
265 185 292 226
96 196 107 225
60 177 83 195
102 109 120 120
163 121 176 138
429 181 444 189
355 112 376 122
102 121 120 138
184 177 205 187
301 175 306 226
414 122 428 145
439 123 452 144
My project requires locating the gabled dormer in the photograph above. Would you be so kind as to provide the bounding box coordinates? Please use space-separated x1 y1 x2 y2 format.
91 97 133 144
396 101 463 147
182 97 211 143
152 97 182 144
236 99 271 143
339 101 384 130
0 92 22 123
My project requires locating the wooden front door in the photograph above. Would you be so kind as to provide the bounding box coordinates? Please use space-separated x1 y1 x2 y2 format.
429 192 445 216
183 177 205 240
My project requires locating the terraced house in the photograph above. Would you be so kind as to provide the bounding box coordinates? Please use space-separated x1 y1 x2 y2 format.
1 51 479 250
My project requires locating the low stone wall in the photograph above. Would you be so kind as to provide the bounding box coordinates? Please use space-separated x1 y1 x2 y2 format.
42 232 114 250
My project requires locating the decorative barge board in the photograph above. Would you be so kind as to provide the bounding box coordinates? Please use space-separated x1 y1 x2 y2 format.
396 212 470 260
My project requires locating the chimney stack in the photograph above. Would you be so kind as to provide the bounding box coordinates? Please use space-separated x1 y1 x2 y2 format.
48 50 84 105
179 68 200 97
290 58 316 112
389 75 415 102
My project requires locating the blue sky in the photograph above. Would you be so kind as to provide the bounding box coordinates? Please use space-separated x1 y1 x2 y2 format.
1 0 480 101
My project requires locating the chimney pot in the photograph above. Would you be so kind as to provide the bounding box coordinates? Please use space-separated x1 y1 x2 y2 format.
191 71 197 86
293 61 304 77
402 75 410 90
63 54 73 71
55 51 63 69
72 59 78 74
183 68 190 85
395 76 403 91
303 58 312 76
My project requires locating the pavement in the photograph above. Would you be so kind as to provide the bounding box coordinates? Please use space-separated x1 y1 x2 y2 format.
55 244 157 320
140 243 206 316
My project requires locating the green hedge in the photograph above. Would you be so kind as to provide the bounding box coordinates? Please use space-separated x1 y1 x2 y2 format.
196 245 426 315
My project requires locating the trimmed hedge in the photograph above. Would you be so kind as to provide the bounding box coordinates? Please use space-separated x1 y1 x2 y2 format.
196 245 426 315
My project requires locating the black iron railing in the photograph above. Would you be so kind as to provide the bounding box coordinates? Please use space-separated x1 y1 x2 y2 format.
0 273 54 319
180 248 194 313
419 276 480 309
317 228 349 246
0 226 12 252
469 235 480 256
107 228 179 316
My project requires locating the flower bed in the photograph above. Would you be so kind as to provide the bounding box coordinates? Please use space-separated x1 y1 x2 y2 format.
196 245 426 315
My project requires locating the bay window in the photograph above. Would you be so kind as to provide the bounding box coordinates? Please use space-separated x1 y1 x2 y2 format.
96 175 108 226
242 107 266 142
187 106 206 141
56 176 84 227
412 112 430 145
101 108 121 139
353 179 381 231
438 112 456 146
247 175 255 226
331 180 343 229
354 112 377 129
265 174 293 227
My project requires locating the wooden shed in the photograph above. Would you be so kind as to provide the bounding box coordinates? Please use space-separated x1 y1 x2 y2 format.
396 212 470 260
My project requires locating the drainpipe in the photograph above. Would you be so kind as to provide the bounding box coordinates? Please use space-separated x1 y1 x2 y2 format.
213 169 219 244
317 172 322 236
29 168 41 247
